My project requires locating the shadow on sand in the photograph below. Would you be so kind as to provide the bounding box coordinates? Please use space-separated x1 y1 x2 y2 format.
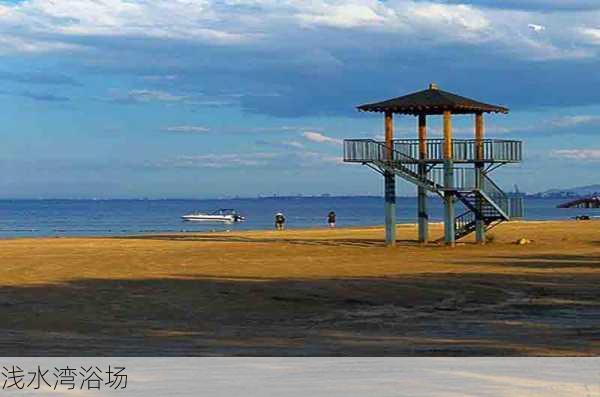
0 260 598 356
463 254 600 270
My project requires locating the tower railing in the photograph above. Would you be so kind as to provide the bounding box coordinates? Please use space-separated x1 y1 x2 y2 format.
509 196 525 218
393 139 521 163
343 139 440 190
345 138 521 163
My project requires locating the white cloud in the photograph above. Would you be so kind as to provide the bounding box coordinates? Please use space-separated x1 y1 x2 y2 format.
1 0 595 62
297 2 388 29
551 149 600 161
297 151 343 165
406 2 491 38
528 23 545 32
150 148 341 169
185 99 236 107
249 126 316 133
549 115 600 128
283 140 305 149
302 131 342 146
142 74 179 81
106 89 238 107
292 1 493 44
152 152 277 169
163 126 210 133
0 0 598 88
450 115 600 136
579 27 600 44
1 0 252 46
127 89 186 102
0 34 83 54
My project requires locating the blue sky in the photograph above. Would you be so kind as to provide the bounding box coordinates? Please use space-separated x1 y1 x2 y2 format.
1 0 600 198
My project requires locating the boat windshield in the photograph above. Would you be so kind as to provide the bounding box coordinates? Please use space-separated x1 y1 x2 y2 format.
211 209 237 215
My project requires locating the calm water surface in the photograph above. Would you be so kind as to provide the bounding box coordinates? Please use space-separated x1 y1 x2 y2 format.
0 197 597 238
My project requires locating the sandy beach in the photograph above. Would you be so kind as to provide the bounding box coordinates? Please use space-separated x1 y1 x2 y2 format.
0 220 598 356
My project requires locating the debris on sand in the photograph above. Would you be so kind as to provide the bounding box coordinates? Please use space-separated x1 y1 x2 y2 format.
516 238 532 245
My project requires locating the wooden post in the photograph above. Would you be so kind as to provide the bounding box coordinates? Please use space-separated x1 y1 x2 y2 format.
384 111 396 246
385 111 394 160
444 111 453 160
475 113 484 159
443 110 455 246
475 112 485 244
417 114 428 243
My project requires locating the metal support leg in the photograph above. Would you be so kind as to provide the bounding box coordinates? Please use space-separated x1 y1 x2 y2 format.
475 218 485 243
444 160 455 246
384 171 396 246
417 163 428 243
475 163 485 244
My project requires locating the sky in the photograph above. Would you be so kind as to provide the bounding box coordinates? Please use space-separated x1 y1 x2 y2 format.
1 0 600 198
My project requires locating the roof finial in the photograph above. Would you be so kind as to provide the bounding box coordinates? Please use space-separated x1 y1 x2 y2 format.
429 83 438 90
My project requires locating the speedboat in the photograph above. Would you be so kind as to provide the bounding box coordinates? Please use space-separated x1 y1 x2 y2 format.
181 209 245 223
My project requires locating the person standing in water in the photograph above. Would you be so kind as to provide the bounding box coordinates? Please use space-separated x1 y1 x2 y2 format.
275 212 286 230
327 211 336 228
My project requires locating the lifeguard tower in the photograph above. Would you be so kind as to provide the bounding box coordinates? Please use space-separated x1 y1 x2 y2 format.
344 84 524 246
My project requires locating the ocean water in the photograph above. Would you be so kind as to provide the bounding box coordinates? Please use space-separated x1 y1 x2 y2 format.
0 197 597 238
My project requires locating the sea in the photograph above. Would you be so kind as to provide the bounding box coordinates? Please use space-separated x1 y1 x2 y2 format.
0 197 597 238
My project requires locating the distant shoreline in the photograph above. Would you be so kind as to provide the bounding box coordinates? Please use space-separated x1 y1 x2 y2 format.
0 195 575 201
1 196 418 201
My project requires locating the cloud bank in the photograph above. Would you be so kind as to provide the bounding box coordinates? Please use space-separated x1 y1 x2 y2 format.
3 0 600 117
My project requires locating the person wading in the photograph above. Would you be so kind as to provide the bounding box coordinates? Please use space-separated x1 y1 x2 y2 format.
327 211 336 228
275 212 286 230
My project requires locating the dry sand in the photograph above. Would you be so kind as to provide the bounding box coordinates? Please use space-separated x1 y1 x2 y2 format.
0 220 598 356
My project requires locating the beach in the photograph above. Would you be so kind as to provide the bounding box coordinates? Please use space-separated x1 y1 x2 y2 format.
0 220 598 356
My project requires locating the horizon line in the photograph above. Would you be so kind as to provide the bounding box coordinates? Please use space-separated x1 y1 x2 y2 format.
0 194 564 201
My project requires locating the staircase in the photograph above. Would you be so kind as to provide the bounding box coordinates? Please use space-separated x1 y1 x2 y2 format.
344 139 523 241
453 190 506 240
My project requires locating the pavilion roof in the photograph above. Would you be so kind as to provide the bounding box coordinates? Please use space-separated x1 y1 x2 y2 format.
357 84 508 115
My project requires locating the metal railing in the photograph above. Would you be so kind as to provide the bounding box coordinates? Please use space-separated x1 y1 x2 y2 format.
451 168 477 191
389 139 522 163
509 196 525 218
346 138 523 164
343 140 481 190
344 139 419 164
455 210 476 236
481 173 510 218
343 139 437 188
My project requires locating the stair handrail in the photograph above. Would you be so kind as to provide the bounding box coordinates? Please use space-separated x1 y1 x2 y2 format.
369 140 437 187
344 139 444 190
370 139 421 164
365 141 480 191
455 210 475 227
480 173 510 219
454 210 476 237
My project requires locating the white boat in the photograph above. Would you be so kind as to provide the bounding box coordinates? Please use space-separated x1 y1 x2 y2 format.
181 209 245 223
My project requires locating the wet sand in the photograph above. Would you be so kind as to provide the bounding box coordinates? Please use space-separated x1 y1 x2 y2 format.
0 220 598 356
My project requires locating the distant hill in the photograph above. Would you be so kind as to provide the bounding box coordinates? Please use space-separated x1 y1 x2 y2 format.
533 184 600 198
